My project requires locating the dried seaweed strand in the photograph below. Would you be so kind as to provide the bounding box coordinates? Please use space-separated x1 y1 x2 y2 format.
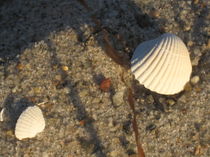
128 88 145 157
102 29 129 69
77 0 129 69
77 0 145 156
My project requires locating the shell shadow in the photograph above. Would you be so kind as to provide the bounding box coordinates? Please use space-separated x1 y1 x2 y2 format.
2 94 34 130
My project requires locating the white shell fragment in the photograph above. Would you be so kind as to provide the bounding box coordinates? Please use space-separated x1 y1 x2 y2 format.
15 106 45 140
131 33 192 95
0 108 5 122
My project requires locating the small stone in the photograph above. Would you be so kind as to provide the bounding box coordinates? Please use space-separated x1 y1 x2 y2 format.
112 88 125 106
79 120 86 126
92 114 98 120
112 137 120 145
12 86 18 93
110 150 122 157
146 124 156 131
92 98 101 104
108 118 114 127
167 99 175 105
194 145 202 155
194 87 201 92
191 57 200 66
158 97 165 104
6 130 13 137
63 87 70 94
149 9 160 18
191 76 200 85
55 74 62 81
100 78 111 92
79 89 89 97
61 65 69 71
193 48 201 56
16 63 24 71
34 87 42 94
179 95 187 103
184 25 191 31
147 95 154 104
187 40 194 47
110 123 120 132
42 152 49 157
193 0 199 4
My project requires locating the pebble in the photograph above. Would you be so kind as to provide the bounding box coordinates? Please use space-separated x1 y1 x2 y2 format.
194 145 202 155
110 150 122 157
191 57 200 66
112 88 125 106
193 0 199 4
184 25 191 31
33 87 42 94
61 65 69 71
16 63 24 71
79 89 89 97
55 74 62 81
191 76 200 85
112 137 120 145
42 152 49 157
12 86 18 93
179 95 187 103
193 48 201 56
108 118 114 127
149 9 160 18
110 123 121 132
187 40 194 47
147 95 154 104
167 99 175 105
146 124 156 131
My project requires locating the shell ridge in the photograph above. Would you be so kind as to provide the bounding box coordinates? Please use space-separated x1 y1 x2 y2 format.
141 35 170 86
176 55 186 91
152 36 175 92
30 107 43 121
161 36 179 94
131 39 160 76
135 38 165 81
154 36 177 93
164 36 181 93
146 36 173 89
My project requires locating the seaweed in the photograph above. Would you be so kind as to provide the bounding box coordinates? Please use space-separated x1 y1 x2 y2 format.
77 0 145 156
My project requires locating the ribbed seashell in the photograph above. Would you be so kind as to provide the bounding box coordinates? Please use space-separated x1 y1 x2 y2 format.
131 33 192 95
15 106 45 140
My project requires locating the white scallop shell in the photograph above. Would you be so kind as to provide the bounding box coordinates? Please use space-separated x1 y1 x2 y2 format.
131 33 192 95
15 106 45 140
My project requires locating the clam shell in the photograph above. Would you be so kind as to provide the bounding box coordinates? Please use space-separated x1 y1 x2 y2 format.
15 106 45 140
131 33 192 95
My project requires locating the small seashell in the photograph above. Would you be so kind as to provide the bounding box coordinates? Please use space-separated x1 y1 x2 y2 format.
15 106 45 140
131 33 192 95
